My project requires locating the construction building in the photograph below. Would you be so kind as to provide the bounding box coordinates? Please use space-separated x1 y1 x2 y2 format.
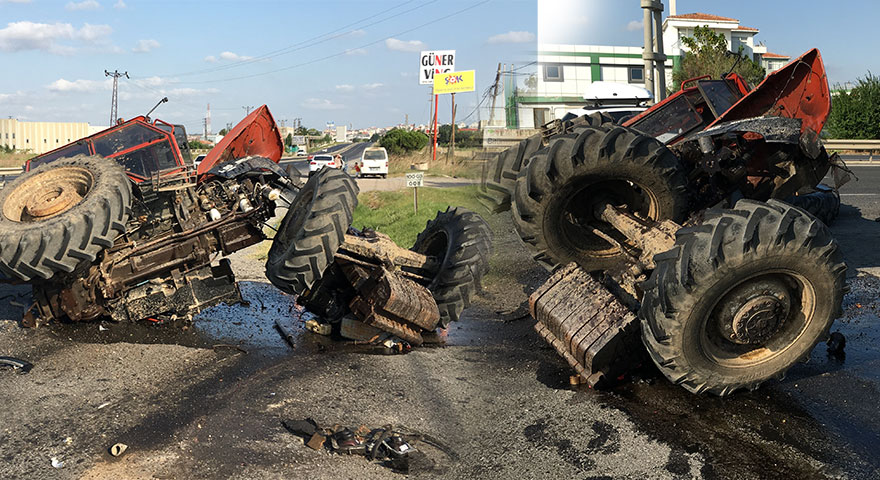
0 118 108 155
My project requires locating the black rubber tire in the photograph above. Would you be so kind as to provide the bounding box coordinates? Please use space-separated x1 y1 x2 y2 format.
0 155 131 281
479 112 615 213
640 199 847 396
411 207 492 327
479 134 543 213
265 168 358 296
784 184 840 225
511 125 688 271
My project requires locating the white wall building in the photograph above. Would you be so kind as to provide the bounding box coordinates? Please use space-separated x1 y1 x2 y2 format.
508 12 790 130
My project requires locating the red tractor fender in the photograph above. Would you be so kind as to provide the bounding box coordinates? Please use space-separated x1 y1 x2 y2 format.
197 104 283 177
710 48 831 136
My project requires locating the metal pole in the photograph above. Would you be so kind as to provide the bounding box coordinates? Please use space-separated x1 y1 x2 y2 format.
652 5 667 100
448 93 456 164
413 186 418 214
641 5 655 97
432 94 439 163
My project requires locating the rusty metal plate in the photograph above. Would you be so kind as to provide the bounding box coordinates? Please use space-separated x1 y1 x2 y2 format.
530 263 641 387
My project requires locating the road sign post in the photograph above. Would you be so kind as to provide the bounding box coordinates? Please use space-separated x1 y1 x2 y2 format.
406 172 424 213
420 50 455 165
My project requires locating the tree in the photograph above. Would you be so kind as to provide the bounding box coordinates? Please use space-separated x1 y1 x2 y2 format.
437 124 456 145
218 128 229 136
826 73 880 139
379 128 429 155
284 133 293 147
672 25 765 91
369 133 380 142
188 140 210 150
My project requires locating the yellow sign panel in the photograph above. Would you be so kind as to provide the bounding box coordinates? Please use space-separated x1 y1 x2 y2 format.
433 70 475 94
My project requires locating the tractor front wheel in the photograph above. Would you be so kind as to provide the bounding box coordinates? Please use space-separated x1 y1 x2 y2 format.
640 199 846 395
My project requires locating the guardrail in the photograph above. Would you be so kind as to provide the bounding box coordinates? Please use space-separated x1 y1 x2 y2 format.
824 139 880 152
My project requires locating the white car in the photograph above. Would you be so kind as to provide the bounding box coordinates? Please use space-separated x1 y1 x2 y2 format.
193 154 206 170
358 147 388 178
559 81 652 124
308 154 344 175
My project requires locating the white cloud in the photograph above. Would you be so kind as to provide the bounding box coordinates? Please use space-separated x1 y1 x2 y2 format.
301 98 345 110
363 83 383 90
626 20 643 31
0 21 113 53
132 38 159 53
487 31 535 44
66 0 100 11
206 51 252 62
47 78 111 93
335 84 354 92
219 51 251 61
344 48 367 56
385 38 425 52
348 29 365 37
113 0 126 8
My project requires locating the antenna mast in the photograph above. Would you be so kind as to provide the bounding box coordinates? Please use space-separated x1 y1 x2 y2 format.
105 69 129 124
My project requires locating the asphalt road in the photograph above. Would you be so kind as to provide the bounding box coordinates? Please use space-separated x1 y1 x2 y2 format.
2 159 880 478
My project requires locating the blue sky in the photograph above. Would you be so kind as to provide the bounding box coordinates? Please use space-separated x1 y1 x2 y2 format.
0 0 535 134
0 0 876 135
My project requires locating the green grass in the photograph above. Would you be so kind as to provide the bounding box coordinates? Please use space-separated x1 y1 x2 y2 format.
352 185 484 247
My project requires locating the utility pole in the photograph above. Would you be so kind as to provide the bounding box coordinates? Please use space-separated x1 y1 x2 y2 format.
242 105 254 116
641 0 667 101
279 119 287 128
487 62 502 127
405 113 408 128
206 103 212 136
104 69 129 125
447 93 457 164
203 118 208 139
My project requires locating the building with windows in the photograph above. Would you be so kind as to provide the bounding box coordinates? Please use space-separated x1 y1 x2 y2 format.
506 11 789 129
0 118 108 155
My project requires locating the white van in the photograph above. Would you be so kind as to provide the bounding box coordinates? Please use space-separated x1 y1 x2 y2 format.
359 147 388 178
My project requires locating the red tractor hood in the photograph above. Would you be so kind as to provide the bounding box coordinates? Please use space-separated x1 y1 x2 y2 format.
197 104 283 176
711 48 831 135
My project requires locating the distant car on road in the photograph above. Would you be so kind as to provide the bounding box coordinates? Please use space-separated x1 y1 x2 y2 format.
194 154 206 170
358 147 389 178
308 154 344 175
295 148 308 157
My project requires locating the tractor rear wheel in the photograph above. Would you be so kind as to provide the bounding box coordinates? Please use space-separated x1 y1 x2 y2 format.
479 112 615 213
640 199 846 395
265 168 358 296
512 125 688 271
0 155 131 281
411 207 492 327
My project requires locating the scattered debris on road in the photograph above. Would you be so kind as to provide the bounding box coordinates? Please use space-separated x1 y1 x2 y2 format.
0 356 33 374
827 331 846 357
282 418 416 472
108 443 128 457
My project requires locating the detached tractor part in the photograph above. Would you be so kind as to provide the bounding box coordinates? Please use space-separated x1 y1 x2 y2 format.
0 155 131 281
509 48 849 395
9 104 297 326
281 177 492 343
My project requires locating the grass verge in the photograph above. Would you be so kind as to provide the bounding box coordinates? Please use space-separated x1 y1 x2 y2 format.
352 185 483 247
0 152 34 168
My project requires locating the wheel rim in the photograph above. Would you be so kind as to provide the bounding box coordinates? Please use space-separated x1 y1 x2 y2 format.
555 178 660 259
2 166 93 222
700 270 816 368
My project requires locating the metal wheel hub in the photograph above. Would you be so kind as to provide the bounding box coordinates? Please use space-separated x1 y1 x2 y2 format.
731 295 786 344
716 277 792 346
3 166 93 222
25 184 82 219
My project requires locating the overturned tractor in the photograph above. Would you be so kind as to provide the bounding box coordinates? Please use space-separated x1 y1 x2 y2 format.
484 48 849 395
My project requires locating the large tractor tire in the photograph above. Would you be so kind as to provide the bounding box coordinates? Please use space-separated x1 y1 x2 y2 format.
512 125 688 271
640 199 846 396
479 112 615 213
265 168 358 296
0 155 131 281
411 207 492 327
784 184 840 225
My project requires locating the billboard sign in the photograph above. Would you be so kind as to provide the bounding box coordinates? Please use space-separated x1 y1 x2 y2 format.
420 50 455 85
433 70 475 95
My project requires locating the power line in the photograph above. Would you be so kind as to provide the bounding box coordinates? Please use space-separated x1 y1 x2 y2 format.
105 69 128 125
140 0 431 80
163 0 490 85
